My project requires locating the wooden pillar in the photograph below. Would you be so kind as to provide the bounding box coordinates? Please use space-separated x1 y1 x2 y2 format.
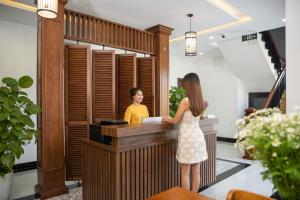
35 1 68 199
146 25 173 116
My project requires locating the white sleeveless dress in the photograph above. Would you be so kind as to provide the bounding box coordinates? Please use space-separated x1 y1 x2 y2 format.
176 109 208 164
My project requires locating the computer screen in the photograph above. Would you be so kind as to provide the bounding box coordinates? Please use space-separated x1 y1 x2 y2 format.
142 117 162 124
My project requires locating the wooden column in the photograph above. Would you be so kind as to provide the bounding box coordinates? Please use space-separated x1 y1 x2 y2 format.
146 25 173 116
35 1 68 199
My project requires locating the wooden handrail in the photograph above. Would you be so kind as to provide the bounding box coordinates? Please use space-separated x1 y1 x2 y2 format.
263 67 286 108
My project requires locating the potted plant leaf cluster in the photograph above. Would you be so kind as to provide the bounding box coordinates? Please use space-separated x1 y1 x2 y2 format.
169 86 186 117
0 76 41 200
169 86 208 117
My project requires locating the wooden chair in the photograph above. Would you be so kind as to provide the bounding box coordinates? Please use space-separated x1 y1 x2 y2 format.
226 189 274 200
148 187 214 200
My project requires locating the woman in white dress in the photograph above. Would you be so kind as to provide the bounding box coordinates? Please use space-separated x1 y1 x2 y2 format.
162 73 208 193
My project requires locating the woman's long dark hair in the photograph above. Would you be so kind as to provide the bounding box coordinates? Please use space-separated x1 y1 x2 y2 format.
182 73 204 117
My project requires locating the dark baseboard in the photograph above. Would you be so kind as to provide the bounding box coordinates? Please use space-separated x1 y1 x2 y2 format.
199 158 250 192
217 137 237 143
13 161 37 173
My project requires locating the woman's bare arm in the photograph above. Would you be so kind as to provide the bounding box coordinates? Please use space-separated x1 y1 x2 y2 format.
162 99 188 124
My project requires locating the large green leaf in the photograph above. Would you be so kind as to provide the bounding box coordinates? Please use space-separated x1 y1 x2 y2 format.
0 87 10 95
2 77 18 87
11 108 23 118
13 123 24 131
0 113 10 121
11 128 25 139
8 116 18 125
0 130 10 139
0 154 15 169
6 96 17 106
0 96 5 102
10 142 23 159
26 104 41 115
3 103 14 112
18 76 33 88
0 143 6 153
175 93 181 100
18 96 32 104
21 115 34 127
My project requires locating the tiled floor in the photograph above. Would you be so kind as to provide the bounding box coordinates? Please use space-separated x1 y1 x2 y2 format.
11 142 274 200
201 142 274 199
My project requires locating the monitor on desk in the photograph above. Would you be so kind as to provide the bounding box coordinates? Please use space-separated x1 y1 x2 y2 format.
142 117 162 124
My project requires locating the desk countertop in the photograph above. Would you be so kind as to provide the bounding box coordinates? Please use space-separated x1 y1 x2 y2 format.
101 116 218 138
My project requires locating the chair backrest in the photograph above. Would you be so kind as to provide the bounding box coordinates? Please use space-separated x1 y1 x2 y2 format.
226 189 274 200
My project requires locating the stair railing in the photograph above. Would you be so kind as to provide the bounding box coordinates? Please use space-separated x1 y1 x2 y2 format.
263 67 286 109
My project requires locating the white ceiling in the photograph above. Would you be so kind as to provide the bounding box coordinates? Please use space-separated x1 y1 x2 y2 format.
66 0 285 38
0 0 285 52
66 0 285 53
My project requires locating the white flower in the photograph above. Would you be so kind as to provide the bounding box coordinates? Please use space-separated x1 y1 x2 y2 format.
262 117 272 123
272 152 277 157
272 138 281 147
236 119 244 125
287 127 295 133
272 113 284 123
238 129 249 139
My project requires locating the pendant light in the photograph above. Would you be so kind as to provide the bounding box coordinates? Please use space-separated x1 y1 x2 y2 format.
37 0 58 19
185 14 197 56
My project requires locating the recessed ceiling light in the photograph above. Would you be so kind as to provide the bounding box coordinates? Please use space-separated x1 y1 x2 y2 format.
282 18 286 22
209 36 214 40
199 52 204 55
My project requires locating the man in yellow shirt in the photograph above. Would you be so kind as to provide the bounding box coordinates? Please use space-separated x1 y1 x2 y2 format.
124 88 149 124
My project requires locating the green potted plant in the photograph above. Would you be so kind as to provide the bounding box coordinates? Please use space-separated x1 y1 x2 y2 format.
169 86 186 117
0 76 41 199
169 86 208 117
235 108 300 200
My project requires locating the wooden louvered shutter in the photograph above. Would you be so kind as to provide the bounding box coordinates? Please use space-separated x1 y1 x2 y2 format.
65 45 91 180
92 51 116 122
116 54 137 119
137 57 156 116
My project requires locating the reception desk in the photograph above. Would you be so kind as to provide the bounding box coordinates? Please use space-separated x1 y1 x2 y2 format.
82 117 218 200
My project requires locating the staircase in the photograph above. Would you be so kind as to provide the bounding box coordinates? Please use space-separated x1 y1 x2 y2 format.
261 28 285 75
261 27 286 110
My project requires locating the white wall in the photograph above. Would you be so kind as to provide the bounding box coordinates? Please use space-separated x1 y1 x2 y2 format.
237 78 248 117
286 0 300 113
0 20 37 164
170 49 248 138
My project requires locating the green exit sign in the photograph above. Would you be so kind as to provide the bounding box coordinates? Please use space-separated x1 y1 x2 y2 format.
242 33 257 42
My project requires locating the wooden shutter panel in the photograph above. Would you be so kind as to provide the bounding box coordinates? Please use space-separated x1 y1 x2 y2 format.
65 45 91 180
116 54 137 119
92 50 116 122
137 57 156 116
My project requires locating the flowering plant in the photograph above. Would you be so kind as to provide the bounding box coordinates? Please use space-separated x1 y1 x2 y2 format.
235 108 300 200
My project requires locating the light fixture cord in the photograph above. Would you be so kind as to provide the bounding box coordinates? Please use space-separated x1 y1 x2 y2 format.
189 16 192 32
